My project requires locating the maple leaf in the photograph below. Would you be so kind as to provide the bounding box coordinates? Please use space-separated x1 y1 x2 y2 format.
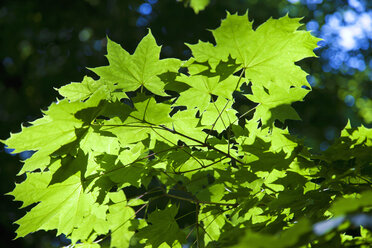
90 30 181 96
58 76 104 102
176 74 240 111
10 168 97 237
107 191 136 248
179 0 210 14
210 12 320 89
201 97 237 133
136 205 185 248
199 208 226 245
189 0 209 13
245 81 309 127
3 87 109 174
9 10 371 248
187 13 320 126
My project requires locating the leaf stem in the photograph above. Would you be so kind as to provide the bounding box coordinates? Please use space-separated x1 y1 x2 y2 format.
164 193 239 207
203 98 230 143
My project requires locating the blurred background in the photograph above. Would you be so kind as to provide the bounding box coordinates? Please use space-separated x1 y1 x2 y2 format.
0 0 371 247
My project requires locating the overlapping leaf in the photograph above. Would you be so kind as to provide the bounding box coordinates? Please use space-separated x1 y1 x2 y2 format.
6 11 370 248
189 12 320 125
91 31 181 96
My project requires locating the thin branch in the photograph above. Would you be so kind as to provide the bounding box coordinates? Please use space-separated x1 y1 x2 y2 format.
186 226 196 240
357 175 372 184
176 210 197 222
232 104 259 125
159 125 246 166
164 193 239 207
199 222 214 244
175 157 228 174
96 112 246 165
84 146 181 181
225 110 233 156
142 98 151 121
233 68 246 93
204 99 230 143
95 203 148 244
150 126 205 168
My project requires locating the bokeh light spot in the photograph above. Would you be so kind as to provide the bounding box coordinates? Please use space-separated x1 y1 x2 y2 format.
93 40 102 51
348 0 365 12
138 3 152 15
324 127 336 141
79 28 93 42
319 141 330 151
307 20 319 33
344 94 355 107
3 57 14 67
136 16 149 27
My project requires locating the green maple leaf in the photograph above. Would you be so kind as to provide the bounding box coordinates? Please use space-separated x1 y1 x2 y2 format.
137 205 185 248
69 199 109 243
3 86 109 174
179 0 210 14
107 191 136 248
201 97 237 133
231 219 311 248
190 0 209 13
75 243 101 248
200 208 226 245
130 94 173 125
90 30 181 96
101 95 174 147
246 83 307 125
187 41 223 70
211 12 320 89
10 169 97 237
188 13 320 126
176 74 240 111
58 76 104 102
5 11 347 248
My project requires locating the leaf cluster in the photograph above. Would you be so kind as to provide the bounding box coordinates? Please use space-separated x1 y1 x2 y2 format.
4 12 372 248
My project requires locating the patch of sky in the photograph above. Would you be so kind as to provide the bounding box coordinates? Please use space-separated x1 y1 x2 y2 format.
19 151 34 161
305 0 323 11
306 20 319 34
138 3 152 15
344 9 357 23
348 0 365 12
3 145 34 160
316 5 372 74
347 54 366 71
344 94 355 107
349 214 372 229
313 216 345 236
287 0 300 4
4 145 16 156
306 0 323 5
306 75 317 86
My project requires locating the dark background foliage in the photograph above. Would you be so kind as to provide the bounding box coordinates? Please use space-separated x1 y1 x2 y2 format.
1 0 371 247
